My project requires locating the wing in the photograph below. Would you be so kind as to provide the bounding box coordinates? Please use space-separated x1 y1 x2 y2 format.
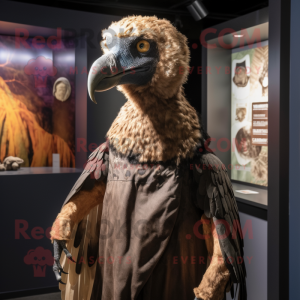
192 151 247 300
62 141 109 207
58 141 109 300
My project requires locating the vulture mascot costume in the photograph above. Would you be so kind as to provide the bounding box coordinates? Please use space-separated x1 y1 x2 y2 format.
50 16 247 300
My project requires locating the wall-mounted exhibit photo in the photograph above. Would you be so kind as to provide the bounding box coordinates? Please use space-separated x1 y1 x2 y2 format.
231 42 268 186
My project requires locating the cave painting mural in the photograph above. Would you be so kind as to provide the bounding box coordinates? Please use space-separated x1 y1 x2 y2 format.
24 56 57 88
24 247 53 277
0 34 76 168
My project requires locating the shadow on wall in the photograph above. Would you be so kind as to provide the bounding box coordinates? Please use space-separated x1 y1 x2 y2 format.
226 212 267 300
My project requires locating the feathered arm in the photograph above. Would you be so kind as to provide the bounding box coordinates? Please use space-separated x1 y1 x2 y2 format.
194 215 230 300
49 142 109 285
50 142 109 241
50 180 106 241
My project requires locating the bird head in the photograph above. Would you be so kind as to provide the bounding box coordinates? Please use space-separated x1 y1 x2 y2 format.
88 16 190 103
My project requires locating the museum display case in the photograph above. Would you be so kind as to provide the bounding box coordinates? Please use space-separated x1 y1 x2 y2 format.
0 20 89 175
201 8 269 209
201 5 291 299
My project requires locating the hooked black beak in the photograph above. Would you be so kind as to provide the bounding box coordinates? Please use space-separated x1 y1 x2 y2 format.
88 53 155 104
87 53 124 104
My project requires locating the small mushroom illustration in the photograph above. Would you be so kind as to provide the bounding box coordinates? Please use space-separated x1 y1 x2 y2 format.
24 56 57 88
24 247 53 277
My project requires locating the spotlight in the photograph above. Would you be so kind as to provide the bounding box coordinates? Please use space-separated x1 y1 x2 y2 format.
187 0 209 21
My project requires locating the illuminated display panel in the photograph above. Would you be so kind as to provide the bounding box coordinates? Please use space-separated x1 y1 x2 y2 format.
0 34 76 167
231 41 268 186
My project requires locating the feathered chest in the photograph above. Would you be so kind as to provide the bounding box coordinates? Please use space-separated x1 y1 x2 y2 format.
106 98 202 163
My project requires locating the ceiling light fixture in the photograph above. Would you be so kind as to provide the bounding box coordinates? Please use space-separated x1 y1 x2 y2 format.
234 34 244 38
187 0 209 21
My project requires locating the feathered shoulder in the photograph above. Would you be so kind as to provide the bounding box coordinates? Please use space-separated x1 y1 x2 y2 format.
62 141 109 207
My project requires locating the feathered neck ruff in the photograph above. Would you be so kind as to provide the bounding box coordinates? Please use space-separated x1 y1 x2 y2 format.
107 87 202 163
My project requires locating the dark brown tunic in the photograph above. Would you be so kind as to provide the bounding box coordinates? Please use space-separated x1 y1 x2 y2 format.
91 149 207 300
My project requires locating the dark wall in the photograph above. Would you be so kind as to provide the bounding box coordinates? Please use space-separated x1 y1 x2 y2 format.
289 0 300 298
0 172 80 295
226 213 267 300
185 38 202 116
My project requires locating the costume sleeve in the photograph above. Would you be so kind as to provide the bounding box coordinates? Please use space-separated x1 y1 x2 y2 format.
50 180 106 241
50 142 109 241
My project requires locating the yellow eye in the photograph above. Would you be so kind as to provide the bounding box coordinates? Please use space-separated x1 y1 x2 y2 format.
137 40 150 53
